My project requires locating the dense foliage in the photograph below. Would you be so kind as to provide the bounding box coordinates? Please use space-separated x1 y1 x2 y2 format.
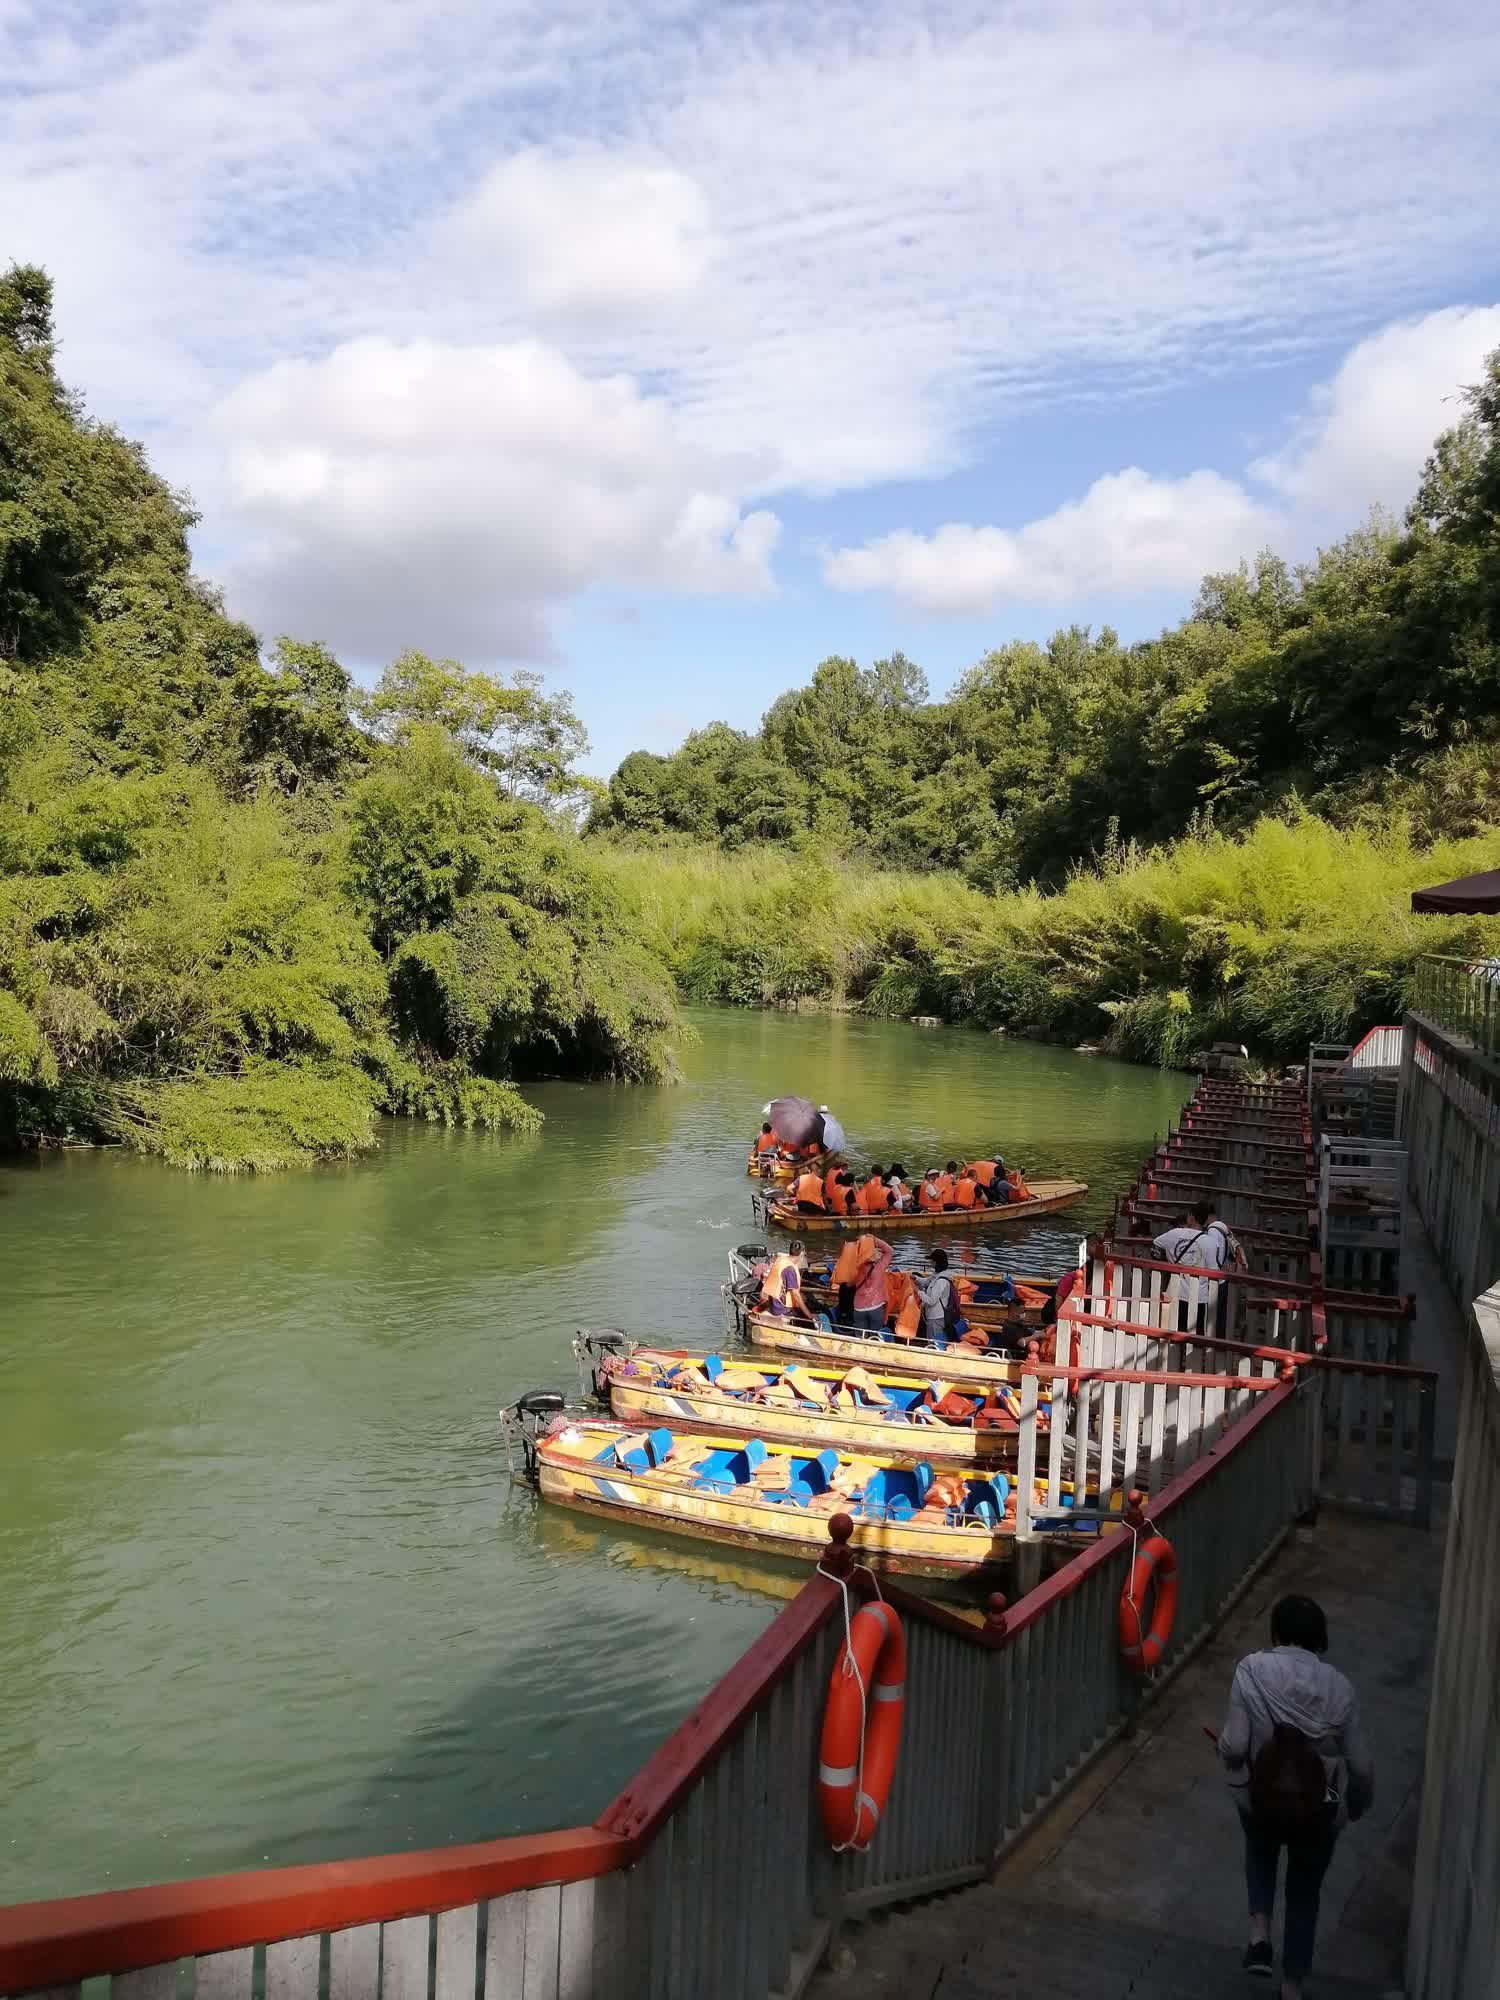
599 817 1500 1064
0 266 678 1168
592 353 1500 889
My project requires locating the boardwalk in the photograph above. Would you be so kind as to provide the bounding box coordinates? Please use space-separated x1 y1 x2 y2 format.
808 1214 1467 2000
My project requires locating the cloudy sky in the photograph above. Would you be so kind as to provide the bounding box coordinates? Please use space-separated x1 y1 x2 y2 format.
4 0 1499 773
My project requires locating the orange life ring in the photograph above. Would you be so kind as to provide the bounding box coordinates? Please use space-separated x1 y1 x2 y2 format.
817 1602 906 1849
1119 1533 1177 1674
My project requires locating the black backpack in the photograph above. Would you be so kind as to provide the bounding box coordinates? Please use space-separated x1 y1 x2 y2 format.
1249 1723 1332 1828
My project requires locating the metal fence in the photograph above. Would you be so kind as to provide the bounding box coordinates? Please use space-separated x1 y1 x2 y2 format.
1414 953 1500 1060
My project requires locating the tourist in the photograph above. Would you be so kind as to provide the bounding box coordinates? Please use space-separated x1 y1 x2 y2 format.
948 1166 980 1210
918 1167 947 1212
1219 1593 1373 1997
830 1233 880 1322
855 1166 893 1215
824 1161 856 1216
851 1236 895 1330
754 1121 779 1158
1152 1199 1245 1335
917 1249 966 1342
757 1243 816 1323
886 1163 912 1210
791 1164 827 1214
939 1160 963 1208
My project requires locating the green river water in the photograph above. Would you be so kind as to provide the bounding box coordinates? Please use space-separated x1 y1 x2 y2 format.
0 1008 1183 1903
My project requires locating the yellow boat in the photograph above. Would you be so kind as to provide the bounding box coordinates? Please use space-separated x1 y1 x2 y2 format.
758 1177 1088 1232
742 1310 1045 1391
530 1414 1018 1580
593 1344 1048 1467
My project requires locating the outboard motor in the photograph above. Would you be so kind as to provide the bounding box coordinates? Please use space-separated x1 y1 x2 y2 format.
572 1329 629 1403
723 1242 770 1342
501 1388 567 1484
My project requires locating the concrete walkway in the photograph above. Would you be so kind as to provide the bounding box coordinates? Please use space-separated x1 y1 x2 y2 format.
811 1508 1439 1998
809 1210 1467 2000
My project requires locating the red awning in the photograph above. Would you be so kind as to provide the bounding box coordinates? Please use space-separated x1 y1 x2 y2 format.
1410 869 1500 915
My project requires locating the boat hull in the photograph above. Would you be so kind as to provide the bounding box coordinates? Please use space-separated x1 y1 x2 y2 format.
537 1460 1009 1580
534 1419 1013 1580
800 1269 1054 1331
746 1313 1033 1390
605 1365 1023 1467
763 1178 1088 1231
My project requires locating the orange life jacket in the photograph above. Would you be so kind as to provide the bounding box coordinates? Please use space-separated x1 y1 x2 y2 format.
954 1276 977 1304
894 1292 922 1339
918 1178 945 1212
967 1159 998 1186
927 1387 978 1423
755 1130 779 1155
856 1179 891 1214
1006 1169 1033 1201
930 1173 955 1207
759 1253 800 1308
831 1237 876 1287
828 1179 855 1215
950 1176 978 1209
793 1171 826 1209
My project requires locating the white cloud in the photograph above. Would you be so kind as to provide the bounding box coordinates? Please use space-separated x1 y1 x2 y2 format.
823 471 1277 614
447 150 718 323
216 336 780 661
1250 305 1500 513
3 0 1499 657
822 299 1500 614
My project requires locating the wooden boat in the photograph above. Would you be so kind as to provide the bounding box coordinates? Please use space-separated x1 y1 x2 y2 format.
531 1413 1018 1579
758 1177 1088 1232
799 1260 1057 1332
742 1310 1044 1391
594 1344 1050 1467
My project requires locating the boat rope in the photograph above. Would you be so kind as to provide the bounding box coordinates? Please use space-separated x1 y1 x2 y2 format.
815 1556 886 1855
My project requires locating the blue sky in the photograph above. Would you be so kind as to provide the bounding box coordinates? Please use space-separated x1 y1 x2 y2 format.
4 0 1499 775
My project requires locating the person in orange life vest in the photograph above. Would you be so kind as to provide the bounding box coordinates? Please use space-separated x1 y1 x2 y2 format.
856 1167 892 1215
938 1161 963 1209
824 1161 856 1216
967 1153 1011 1203
792 1166 827 1214
918 1167 947 1212
757 1243 816 1323
885 1163 912 1211
949 1168 980 1210
831 1234 880 1322
754 1121 779 1157
850 1237 895 1330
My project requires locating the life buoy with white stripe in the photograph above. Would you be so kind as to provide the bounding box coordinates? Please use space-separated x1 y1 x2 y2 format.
1118 1533 1177 1674
817 1601 906 1849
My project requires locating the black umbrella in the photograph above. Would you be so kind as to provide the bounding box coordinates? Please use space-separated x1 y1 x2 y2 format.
1410 869 1500 914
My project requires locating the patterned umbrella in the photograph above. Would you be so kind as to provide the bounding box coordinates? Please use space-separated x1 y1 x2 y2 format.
764 1094 820 1146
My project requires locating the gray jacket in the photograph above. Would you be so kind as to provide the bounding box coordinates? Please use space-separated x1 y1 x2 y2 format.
1219 1645 1374 1827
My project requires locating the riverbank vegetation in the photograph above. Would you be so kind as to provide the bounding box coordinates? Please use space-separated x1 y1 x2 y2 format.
0 265 677 1169
590 342 1500 1060
598 817 1500 1064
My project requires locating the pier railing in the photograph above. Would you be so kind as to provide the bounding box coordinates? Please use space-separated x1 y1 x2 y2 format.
1413 952 1500 1059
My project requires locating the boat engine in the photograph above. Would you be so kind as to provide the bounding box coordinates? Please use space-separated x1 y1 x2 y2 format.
723 1243 770 1339
572 1329 629 1403
501 1388 567 1484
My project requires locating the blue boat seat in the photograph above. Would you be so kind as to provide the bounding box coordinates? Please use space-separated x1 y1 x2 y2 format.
614 1426 677 1474
761 1448 838 1507
689 1438 768 1492
854 1463 933 1520
956 1474 1011 1528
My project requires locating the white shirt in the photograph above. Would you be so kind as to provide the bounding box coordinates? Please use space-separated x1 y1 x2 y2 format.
1152 1220 1239 1305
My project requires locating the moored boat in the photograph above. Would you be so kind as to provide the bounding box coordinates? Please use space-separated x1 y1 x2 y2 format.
583 1340 1049 1467
523 1410 1018 1579
756 1176 1088 1232
741 1310 1046 1391
745 1148 829 1182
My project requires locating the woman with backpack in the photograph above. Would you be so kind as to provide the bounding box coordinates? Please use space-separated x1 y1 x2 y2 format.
1218 1594 1374 1997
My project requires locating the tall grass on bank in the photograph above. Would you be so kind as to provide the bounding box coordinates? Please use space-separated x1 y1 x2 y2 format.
595 817 1500 1063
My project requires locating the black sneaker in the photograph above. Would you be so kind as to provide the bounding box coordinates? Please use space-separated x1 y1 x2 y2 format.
1242 1939 1274 1978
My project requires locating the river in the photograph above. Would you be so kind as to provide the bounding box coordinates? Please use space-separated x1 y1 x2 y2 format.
0 1008 1183 1903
